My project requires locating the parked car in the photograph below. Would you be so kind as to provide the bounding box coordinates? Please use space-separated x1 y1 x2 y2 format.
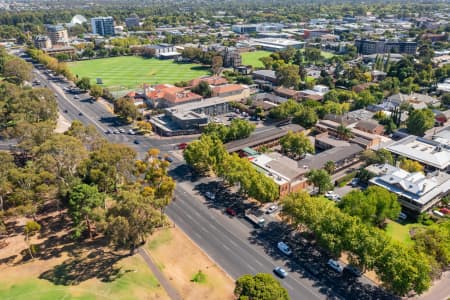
105 129 111 134
398 212 407 221
273 267 288 278
225 207 237 216
277 241 292 256
205 191 216 200
78 112 83 116
164 156 173 163
440 208 450 215
433 210 445 217
128 129 136 135
118 128 125 133
74 95 80 99
177 143 188 150
327 259 343 273
350 178 359 187
133 139 140 144
63 109 68 113
266 204 278 214
344 265 362 277
325 191 335 199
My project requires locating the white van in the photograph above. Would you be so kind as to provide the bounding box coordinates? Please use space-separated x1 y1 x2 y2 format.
433 210 445 217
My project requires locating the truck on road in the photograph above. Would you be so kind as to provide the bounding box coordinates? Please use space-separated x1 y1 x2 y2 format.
245 209 265 228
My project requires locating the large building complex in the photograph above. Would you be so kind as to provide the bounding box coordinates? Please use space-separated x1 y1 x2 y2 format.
355 39 417 55
91 16 115 36
368 164 450 213
45 25 69 46
231 23 284 34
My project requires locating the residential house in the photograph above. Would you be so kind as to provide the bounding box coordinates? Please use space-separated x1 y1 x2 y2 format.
146 84 202 107
274 86 301 100
354 120 384 135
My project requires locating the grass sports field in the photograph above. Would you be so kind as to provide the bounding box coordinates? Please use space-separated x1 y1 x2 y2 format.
68 56 211 90
241 50 272 68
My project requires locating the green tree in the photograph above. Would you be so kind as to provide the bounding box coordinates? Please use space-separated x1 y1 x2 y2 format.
306 169 333 194
407 109 434 136
361 149 394 165
24 221 41 259
441 93 450 106
234 273 289 300
106 188 164 254
278 47 296 63
336 124 353 140
68 184 105 239
259 56 274 69
324 161 336 174
276 65 300 88
81 143 137 193
114 97 138 123
399 158 424 173
268 99 302 120
3 57 32 84
89 84 103 100
211 55 223 75
183 134 227 174
293 107 318 129
339 186 401 227
280 131 314 159
304 47 322 63
412 220 450 272
191 81 212 98
76 77 91 90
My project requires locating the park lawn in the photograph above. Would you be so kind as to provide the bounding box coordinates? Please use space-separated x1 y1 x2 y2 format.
0 253 168 300
241 50 271 68
385 220 423 246
147 226 235 300
68 56 211 90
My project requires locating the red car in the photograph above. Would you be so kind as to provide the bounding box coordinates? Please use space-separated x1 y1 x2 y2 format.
177 143 188 150
440 208 450 215
225 207 237 216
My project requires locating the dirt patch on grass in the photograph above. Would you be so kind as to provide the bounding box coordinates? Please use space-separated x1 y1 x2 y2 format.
147 225 235 300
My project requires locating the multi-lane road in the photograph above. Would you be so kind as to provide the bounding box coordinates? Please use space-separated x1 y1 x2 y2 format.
23 55 396 300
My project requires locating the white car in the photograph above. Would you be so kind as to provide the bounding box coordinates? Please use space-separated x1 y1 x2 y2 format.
74 95 80 99
266 204 278 214
327 259 344 273
205 191 216 200
325 191 336 199
277 241 292 256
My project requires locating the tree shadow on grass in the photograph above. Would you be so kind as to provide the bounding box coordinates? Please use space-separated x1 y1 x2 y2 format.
39 249 131 286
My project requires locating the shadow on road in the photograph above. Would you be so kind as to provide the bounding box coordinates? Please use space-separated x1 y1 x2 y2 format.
249 221 399 300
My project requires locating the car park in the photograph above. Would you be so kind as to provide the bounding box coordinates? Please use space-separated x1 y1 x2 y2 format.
277 241 292 256
266 204 278 214
327 259 344 273
225 207 237 216
273 267 288 278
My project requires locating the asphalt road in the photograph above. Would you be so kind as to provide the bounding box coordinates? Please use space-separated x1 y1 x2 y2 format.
19 55 397 300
